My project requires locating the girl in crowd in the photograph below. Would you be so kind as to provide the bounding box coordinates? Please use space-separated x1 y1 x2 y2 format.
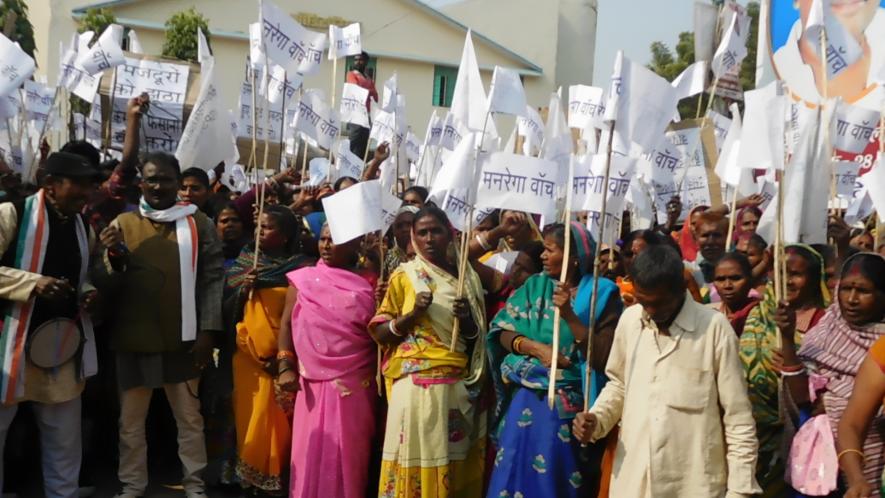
812 253 885 498
401 185 429 208
383 205 418 276
226 206 312 494
710 252 759 336
370 206 488 497
675 205 709 262
485 223 622 498
741 244 830 496
278 224 379 498
849 229 875 252
737 233 771 296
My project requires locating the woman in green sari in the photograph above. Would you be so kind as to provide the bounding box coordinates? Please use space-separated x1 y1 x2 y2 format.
485 222 622 498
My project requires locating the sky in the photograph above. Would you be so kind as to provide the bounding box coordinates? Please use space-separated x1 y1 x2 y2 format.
423 0 706 86
591 0 698 85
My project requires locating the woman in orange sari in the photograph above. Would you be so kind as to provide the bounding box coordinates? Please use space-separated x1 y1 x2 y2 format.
226 206 312 494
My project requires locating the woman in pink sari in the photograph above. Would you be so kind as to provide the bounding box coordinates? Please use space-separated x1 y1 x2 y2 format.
276 224 378 498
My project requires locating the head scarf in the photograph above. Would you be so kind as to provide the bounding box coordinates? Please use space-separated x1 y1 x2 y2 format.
797 252 885 487
733 205 763 242
569 221 595 277
678 205 708 262
225 245 313 321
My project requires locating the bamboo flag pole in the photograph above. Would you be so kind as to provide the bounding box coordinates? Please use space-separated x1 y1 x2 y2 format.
724 185 740 251
103 68 119 160
248 67 259 170
582 121 616 412
451 111 492 352
252 65 274 272
328 57 339 166
877 112 884 253
548 153 577 410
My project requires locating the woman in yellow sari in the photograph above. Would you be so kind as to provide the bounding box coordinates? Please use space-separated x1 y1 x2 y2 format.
370 205 488 498
226 206 312 494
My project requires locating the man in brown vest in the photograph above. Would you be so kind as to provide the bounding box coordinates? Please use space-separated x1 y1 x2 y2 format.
97 152 223 498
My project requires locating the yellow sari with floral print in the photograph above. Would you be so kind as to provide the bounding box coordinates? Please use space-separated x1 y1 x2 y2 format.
371 251 487 498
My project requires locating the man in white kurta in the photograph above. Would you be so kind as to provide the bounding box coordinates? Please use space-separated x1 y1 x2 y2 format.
576 245 761 497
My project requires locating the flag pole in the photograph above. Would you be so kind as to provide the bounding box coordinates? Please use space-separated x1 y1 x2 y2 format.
877 112 884 253
582 120 616 412
328 57 339 166
252 64 273 273
248 66 259 170
450 111 491 352
725 185 740 251
548 152 577 410
103 68 119 161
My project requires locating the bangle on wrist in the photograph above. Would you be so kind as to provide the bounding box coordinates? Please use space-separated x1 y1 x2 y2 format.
277 350 296 363
277 366 291 376
389 319 404 337
475 233 491 252
837 448 865 464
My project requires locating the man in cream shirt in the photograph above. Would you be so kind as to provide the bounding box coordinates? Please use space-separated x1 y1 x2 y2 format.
574 245 761 497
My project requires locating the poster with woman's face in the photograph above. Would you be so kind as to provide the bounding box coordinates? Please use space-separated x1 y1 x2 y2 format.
768 0 883 177
769 0 884 107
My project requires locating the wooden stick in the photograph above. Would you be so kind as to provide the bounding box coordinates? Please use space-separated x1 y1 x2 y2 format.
450 110 492 352
548 154 577 409
103 69 118 160
299 137 309 183
583 121 616 412
725 185 740 251
252 68 274 272
328 58 338 167
248 68 259 170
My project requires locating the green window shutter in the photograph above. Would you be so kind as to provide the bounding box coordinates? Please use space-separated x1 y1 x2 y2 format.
433 65 458 108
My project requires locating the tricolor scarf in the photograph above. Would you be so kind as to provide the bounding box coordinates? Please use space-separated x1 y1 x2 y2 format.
139 198 199 342
0 190 97 404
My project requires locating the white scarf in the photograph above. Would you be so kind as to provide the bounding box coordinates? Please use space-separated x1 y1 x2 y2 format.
139 198 199 341
1 190 97 403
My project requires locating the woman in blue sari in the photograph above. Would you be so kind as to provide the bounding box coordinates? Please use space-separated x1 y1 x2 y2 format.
485 222 622 498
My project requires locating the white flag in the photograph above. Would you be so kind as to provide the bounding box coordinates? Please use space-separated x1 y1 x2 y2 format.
307 157 330 186
424 110 443 147
476 152 561 219
832 101 880 154
671 61 708 100
128 30 143 54
292 89 339 150
517 106 545 156
335 140 365 180
405 131 421 163
833 161 860 199
715 103 755 196
380 73 398 113
0 34 35 98
605 51 679 152
175 50 239 171
711 13 747 78
451 31 497 140
804 0 863 79
328 23 361 60
248 22 267 69
567 85 606 130
430 132 477 204
340 82 370 127
77 24 125 75
737 80 786 170
260 0 327 76
197 28 211 63
370 108 405 147
487 66 527 117
542 90 572 170
439 112 465 151
783 100 835 243
323 180 400 244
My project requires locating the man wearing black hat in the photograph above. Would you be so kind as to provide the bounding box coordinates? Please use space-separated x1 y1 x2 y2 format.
0 151 104 498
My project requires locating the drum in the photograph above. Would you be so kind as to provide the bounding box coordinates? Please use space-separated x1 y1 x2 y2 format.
27 318 82 369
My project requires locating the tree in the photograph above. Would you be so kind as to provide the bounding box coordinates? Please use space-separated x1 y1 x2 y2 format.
648 1 759 118
78 7 116 44
0 0 36 59
162 8 210 63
